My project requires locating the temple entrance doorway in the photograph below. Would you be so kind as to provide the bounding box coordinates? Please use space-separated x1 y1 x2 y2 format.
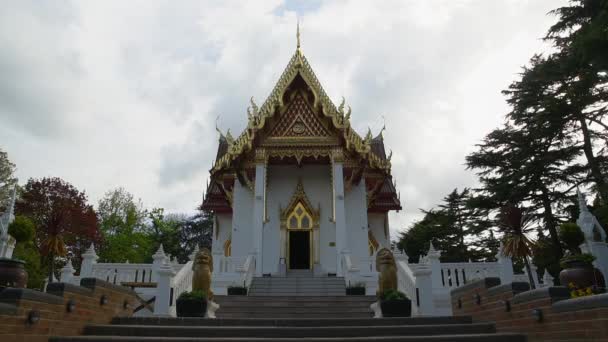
289 231 310 269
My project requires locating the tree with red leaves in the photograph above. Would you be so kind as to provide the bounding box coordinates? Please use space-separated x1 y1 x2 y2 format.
16 177 100 282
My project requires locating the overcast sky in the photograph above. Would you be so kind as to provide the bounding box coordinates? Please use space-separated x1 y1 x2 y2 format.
0 0 566 238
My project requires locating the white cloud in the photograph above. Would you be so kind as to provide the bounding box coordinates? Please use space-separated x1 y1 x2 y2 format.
0 0 566 237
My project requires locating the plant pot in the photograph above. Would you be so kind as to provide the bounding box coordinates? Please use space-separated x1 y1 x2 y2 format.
559 260 606 289
227 287 248 295
176 298 207 317
0 258 28 289
380 298 412 317
346 287 365 295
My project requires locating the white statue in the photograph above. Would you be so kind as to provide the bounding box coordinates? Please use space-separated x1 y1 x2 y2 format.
0 185 17 258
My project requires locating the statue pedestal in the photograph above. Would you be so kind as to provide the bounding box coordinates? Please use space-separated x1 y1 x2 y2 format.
206 300 220 318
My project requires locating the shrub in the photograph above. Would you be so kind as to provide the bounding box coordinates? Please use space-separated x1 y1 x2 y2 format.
178 290 207 301
560 253 596 269
559 223 585 252
381 289 408 301
8 216 35 243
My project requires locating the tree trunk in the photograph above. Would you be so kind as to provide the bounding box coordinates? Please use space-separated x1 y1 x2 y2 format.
540 186 563 260
523 256 536 289
48 252 55 284
578 116 608 204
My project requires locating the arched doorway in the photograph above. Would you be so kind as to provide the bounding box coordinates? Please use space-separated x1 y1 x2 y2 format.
287 202 312 269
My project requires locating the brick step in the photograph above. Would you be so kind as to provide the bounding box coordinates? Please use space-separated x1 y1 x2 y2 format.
112 316 474 327
51 333 527 342
82 323 497 338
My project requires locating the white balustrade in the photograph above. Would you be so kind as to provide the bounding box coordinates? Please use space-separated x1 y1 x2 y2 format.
236 252 257 288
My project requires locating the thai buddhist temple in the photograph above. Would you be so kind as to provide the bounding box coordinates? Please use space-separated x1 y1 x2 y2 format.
202 26 401 279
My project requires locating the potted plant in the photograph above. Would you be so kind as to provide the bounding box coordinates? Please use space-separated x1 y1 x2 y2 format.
345 282 365 295
227 282 248 295
379 289 411 317
558 223 605 290
176 290 207 317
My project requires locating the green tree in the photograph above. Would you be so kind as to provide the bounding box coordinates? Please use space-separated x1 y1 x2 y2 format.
497 206 537 289
396 189 494 262
97 188 152 263
8 215 45 289
16 178 100 282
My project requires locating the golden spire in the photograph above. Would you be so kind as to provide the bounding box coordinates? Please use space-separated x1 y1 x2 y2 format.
296 20 301 50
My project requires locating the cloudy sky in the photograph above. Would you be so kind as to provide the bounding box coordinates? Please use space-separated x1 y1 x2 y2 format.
0 0 566 237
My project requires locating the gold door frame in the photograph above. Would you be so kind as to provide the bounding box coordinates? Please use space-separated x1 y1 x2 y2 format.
280 180 320 270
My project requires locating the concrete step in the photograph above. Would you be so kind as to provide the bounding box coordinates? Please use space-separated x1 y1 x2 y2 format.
215 301 374 308
111 316 474 327
51 333 527 342
83 323 497 338
216 312 373 319
214 296 376 302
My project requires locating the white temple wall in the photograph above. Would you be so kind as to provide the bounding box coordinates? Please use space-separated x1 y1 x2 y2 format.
368 213 390 248
214 214 232 255
264 164 335 274
231 181 254 260
344 181 369 264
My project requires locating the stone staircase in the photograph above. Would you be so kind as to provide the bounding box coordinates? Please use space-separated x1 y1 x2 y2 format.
248 274 346 296
214 295 375 319
48 273 527 341
50 316 527 341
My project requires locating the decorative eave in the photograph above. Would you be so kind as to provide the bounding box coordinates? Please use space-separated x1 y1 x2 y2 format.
210 47 392 175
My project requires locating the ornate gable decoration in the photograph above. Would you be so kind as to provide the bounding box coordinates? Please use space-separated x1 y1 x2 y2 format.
211 35 391 174
280 180 320 229
269 92 331 138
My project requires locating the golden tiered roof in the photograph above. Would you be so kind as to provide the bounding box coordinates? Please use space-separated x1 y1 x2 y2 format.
211 36 391 174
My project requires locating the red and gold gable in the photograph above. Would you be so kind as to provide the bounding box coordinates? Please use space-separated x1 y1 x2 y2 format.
268 92 332 138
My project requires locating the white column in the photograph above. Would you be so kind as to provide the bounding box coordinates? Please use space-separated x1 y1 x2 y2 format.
154 263 175 316
60 260 75 285
426 243 441 290
80 243 98 278
413 266 434 316
332 155 348 276
496 242 514 284
152 244 167 282
253 160 266 276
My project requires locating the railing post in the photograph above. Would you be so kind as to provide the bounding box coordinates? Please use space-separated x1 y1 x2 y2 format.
496 242 514 284
413 266 434 315
426 243 441 290
60 260 76 284
154 263 175 316
152 244 167 282
80 243 98 278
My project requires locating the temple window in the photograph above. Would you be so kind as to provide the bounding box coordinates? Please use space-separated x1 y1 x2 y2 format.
287 202 313 229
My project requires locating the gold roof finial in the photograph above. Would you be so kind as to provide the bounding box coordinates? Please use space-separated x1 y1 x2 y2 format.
296 20 301 50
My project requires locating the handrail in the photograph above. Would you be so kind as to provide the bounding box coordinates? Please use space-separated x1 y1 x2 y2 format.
168 259 193 316
237 253 256 288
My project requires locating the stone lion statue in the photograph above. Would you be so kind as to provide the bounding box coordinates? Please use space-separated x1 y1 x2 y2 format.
375 248 398 297
192 247 213 300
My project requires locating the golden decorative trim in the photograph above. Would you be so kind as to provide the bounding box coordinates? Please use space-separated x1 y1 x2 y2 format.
279 179 320 230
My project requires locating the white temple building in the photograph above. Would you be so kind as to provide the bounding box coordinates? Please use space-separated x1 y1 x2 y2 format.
202 31 401 282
